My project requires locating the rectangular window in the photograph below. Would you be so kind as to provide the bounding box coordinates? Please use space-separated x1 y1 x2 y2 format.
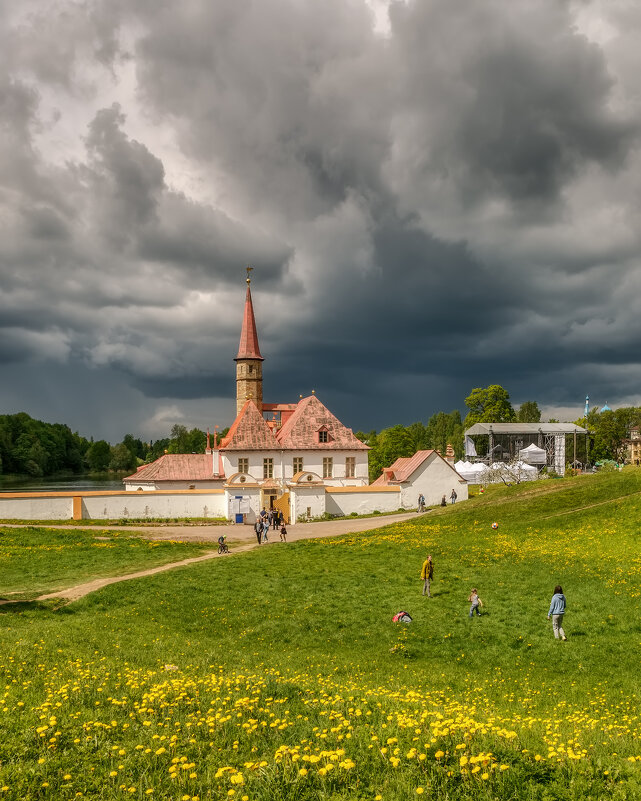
323 457 333 478
293 457 303 474
345 457 356 478
238 457 249 474
263 458 274 479
318 430 329 443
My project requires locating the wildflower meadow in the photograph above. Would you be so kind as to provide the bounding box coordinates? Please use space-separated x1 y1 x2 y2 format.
1 469 641 799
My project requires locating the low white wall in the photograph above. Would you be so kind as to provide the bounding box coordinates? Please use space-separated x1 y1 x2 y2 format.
325 487 401 516
82 492 226 520
290 487 326 521
0 494 73 520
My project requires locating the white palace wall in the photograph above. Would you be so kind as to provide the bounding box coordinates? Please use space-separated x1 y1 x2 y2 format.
0 490 227 521
0 477 462 523
325 487 401 516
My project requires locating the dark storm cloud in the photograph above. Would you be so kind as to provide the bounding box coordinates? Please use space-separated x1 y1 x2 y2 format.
1 0 640 440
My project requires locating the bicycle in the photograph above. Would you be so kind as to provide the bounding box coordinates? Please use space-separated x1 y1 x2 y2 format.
217 541 230 554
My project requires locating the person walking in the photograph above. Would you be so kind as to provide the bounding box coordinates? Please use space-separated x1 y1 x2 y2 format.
417 493 425 513
254 519 262 545
450 488 457 504
280 524 287 542
547 585 568 640
421 555 434 597
272 509 279 530
468 588 483 617
262 518 269 543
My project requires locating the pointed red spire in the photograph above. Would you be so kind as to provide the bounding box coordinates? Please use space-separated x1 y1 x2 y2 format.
235 279 263 361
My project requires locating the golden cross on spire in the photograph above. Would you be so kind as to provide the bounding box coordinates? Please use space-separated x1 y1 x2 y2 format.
246 266 253 285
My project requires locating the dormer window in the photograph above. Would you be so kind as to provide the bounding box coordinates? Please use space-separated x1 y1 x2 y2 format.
318 426 330 443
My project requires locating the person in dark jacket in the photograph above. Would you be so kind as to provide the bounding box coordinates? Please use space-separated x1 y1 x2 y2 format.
547 585 567 640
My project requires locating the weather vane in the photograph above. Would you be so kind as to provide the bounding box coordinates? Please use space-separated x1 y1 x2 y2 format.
246 266 253 285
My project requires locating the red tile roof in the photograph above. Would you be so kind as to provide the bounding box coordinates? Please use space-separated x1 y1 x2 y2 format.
371 450 444 484
275 395 369 450
220 400 280 450
235 284 263 360
123 454 222 483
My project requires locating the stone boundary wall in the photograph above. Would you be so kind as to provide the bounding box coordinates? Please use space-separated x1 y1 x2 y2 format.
0 485 404 522
0 490 226 521
325 486 401 516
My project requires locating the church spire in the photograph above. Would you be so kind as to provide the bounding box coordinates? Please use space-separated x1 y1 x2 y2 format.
234 268 264 415
235 268 264 361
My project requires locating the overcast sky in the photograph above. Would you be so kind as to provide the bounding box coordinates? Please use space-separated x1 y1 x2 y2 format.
1 0 640 442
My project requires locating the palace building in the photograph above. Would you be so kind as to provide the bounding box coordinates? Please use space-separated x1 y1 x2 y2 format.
123 275 370 515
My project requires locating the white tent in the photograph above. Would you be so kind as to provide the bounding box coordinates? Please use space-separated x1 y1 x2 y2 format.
519 443 547 465
455 461 489 484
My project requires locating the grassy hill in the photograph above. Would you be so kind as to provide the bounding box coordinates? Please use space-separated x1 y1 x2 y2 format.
1 470 641 799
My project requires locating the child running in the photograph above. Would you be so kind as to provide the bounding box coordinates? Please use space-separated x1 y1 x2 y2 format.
468 588 483 617
279 525 287 542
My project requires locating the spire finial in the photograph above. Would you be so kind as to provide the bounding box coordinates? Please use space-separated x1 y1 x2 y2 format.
246 266 253 285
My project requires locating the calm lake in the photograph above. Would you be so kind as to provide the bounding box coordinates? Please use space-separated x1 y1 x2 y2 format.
0 475 127 493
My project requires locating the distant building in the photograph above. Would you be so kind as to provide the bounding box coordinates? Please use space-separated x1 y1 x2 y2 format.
124 275 369 511
624 426 641 465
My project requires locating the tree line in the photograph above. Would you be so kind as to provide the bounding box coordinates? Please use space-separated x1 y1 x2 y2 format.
0 415 229 478
2 386 638 479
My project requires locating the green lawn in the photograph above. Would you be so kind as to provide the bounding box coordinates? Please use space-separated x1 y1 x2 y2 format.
1 470 641 799
0 527 213 599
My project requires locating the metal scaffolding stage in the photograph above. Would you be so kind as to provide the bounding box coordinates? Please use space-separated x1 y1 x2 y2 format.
464 422 589 476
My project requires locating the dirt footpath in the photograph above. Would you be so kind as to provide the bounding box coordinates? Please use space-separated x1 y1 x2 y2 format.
7 512 424 604
141 511 424 543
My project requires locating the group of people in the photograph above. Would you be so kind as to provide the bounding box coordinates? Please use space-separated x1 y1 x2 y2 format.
419 555 568 639
417 489 458 512
254 508 287 544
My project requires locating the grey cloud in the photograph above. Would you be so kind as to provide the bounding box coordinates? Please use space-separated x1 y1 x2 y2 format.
1 0 640 440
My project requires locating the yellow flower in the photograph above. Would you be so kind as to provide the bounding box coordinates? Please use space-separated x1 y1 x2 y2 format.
435 750 445 759
416 789 424 795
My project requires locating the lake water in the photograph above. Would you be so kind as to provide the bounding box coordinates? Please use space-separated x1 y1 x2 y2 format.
0 475 127 493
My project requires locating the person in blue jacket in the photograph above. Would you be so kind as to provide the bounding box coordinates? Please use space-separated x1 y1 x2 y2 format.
547 585 567 641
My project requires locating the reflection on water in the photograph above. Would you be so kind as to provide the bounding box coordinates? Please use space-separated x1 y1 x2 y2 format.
0 475 127 493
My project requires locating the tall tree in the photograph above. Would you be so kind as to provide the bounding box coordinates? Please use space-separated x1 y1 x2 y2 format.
464 385 516 428
517 401 541 423
86 440 112 472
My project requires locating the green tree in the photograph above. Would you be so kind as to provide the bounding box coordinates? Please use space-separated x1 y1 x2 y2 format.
464 385 516 428
167 425 206 454
109 443 138 472
86 440 112 472
517 401 541 423
122 434 146 460
589 408 635 462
